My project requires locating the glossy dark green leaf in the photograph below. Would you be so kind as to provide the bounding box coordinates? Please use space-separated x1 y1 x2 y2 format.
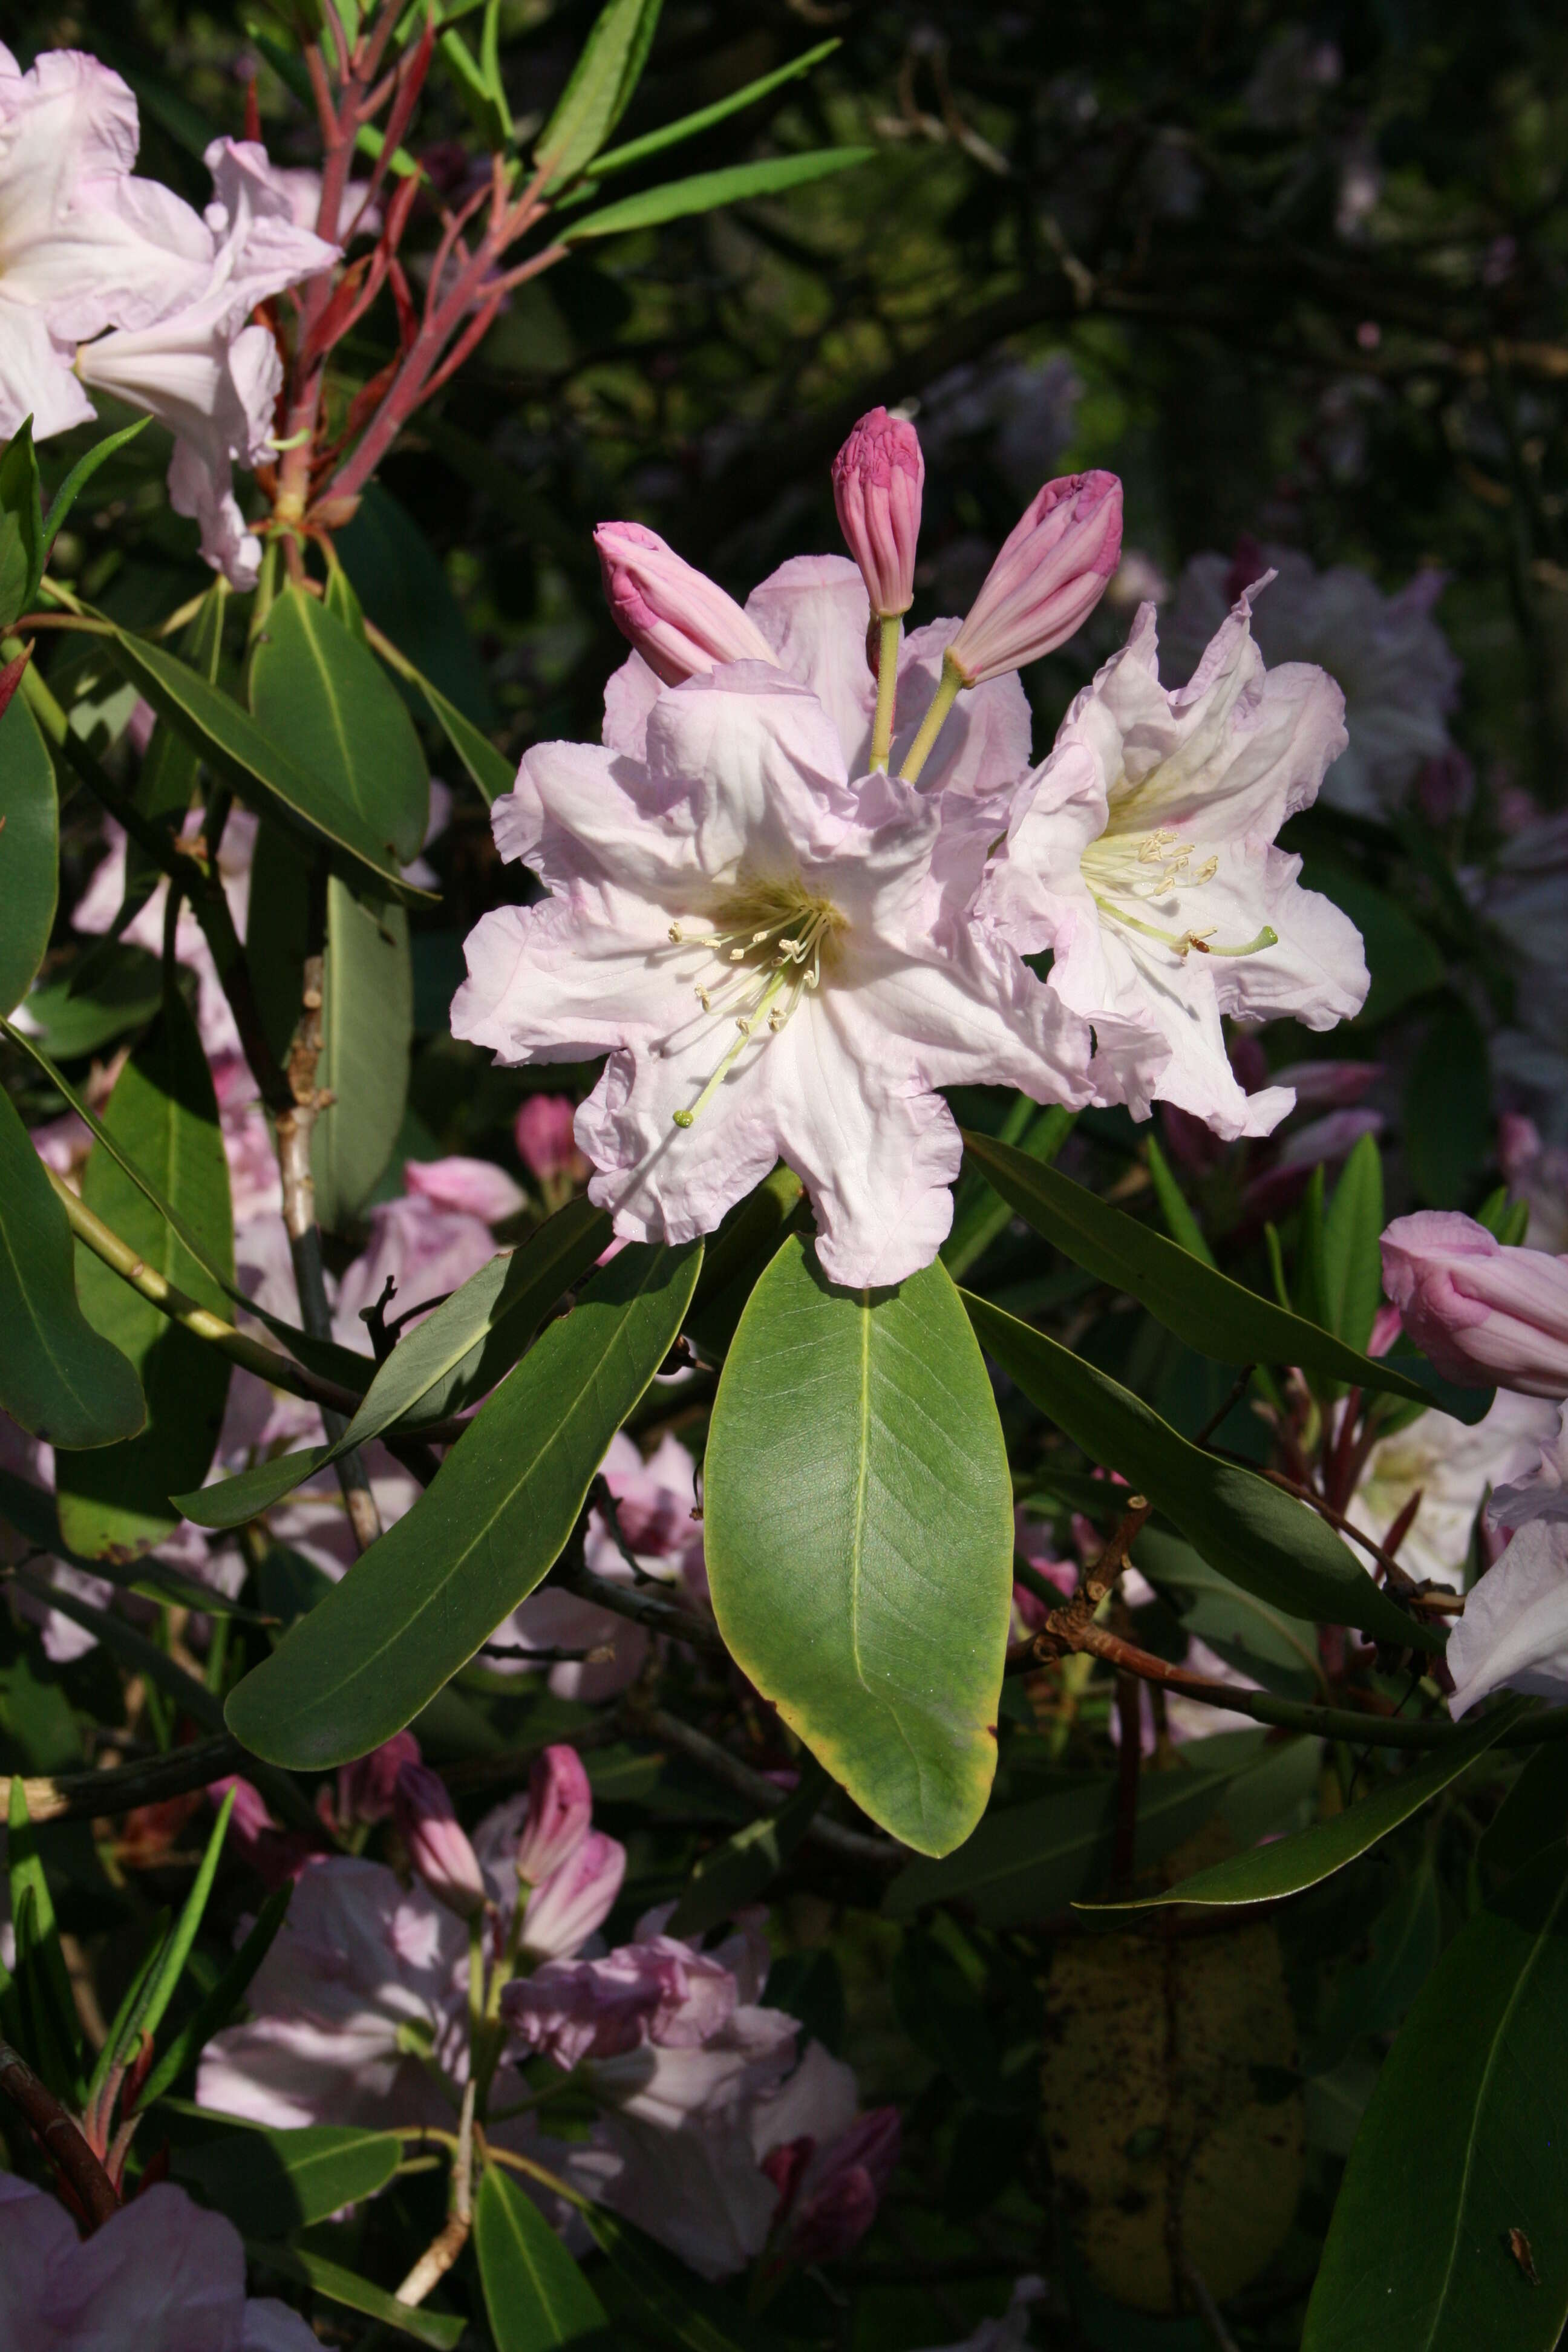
410 661 512 803
962 1131 1431 1405
20 942 163 1060
8 1778 84 2100
250 583 429 867
0 1087 144 1448
535 0 663 184
38 418 149 583
225 1239 703 1768
1323 1131 1385 1353
1304 1847 1568 2352
705 1237 1014 1857
174 2112 401 2236
685 1166 805 1363
315 874 413 1229
178 1198 610 1526
885 1737 1266 1926
0 417 44 628
1481 1744 1568 1885
56 988 234 1557
0 689 57 1014
247 2242 465 2347
1406 999 1492 1208
1087 1701 1520 1911
1145 1134 1215 1265
667 1765 827 1941
590 39 839 175
1314 1861 1443 2066
563 148 876 241
1135 1527 1325 1699
119 581 227 927
100 624 416 890
964 1290 1437 1653
338 484 496 727
475 2162 608 2349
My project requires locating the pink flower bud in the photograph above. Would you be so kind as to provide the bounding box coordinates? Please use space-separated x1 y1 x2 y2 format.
947 470 1123 684
784 2109 901 2265
394 1762 488 1920
832 407 924 618
515 1744 593 1885
514 1096 587 1187
521 1828 626 1959
1380 1212 1568 1399
336 1731 420 1829
595 522 777 687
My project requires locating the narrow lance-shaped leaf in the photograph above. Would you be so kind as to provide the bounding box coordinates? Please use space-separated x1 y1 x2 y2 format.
8 1779 84 2101
56 986 235 1558
590 39 841 176
475 2163 609 2351
1322 1129 1385 1353
963 1290 1439 1653
563 148 876 243
705 1236 1015 1858
962 1130 1440 1408
1083 1700 1523 1911
0 687 57 1015
313 873 413 1230
535 0 663 185
36 418 149 590
176 1198 612 1527
246 2242 465 2348
0 416 44 629
0 1085 145 1449
137 1886 292 2109
1303 1846 1568 2352
225 1238 704 1769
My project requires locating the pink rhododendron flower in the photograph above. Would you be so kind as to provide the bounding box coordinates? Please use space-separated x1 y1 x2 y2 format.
832 406 924 618
515 1743 593 1884
768 2103 901 2265
0 45 211 437
518 1827 626 1959
0 2174 319 2350
1491 1412 1568 1530
1346 1389 1559 1591
595 521 777 685
454 558 1093 1285
74 139 337 587
976 581 1366 1140
947 471 1123 684
329 1730 421 1832
395 1761 488 1919
403 1153 525 1223
333 1182 501 1349
1446 1517 1568 1716
515 1093 589 1188
1380 1211 1568 1400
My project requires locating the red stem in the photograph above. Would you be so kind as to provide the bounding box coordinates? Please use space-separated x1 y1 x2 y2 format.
0 2042 120 2232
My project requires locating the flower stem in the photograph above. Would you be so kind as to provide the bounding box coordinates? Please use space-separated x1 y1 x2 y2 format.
869 614 902 770
897 648 964 784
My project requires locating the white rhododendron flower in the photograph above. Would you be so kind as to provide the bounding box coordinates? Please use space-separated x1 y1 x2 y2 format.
976 583 1367 1138
455 555 1094 1287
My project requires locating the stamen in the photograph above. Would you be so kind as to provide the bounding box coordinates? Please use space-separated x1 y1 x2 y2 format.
1091 893 1277 961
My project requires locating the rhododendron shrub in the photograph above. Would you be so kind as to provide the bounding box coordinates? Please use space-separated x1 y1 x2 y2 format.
2 4 1567 2345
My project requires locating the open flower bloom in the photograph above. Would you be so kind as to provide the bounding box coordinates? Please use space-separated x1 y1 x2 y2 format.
1447 1518 1568 1716
0 44 212 437
0 2174 319 2350
1345 1390 1560 1591
976 583 1366 1138
1380 1211 1568 1399
76 139 338 587
454 556 1093 1287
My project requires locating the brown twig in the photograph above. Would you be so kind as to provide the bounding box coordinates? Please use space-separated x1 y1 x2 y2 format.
0 2042 119 2229
0 1734 242 1826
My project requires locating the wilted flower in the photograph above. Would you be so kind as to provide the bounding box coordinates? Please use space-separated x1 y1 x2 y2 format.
1380 1212 1568 1400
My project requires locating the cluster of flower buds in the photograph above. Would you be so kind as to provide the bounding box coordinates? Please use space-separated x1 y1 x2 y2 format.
393 1740 626 1952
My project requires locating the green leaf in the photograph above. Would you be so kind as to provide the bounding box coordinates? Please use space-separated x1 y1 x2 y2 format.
580 2207 780 2351
590 39 840 175
99 624 419 893
685 1166 806 1363
250 583 430 867
38 419 150 583
962 1131 1431 1406
962 1290 1439 1653
535 0 663 185
884 1740 1269 1926
174 2112 402 2236
1406 999 1492 1209
338 483 496 727
8 1778 85 2100
1303 1847 1568 2352
941 1102 1074 1280
139 1886 292 2108
247 2242 465 2347
667 1764 827 1941
1322 1131 1385 1353
563 147 875 241
476 2162 609 2349
1313 1860 1442 2066
19 943 164 1060
56 987 235 1557
0 418 44 629
119 582 228 926
138 1788 234 2044
1086 1701 1521 1911
1135 1525 1324 1697
177 1198 610 1526
316 873 414 1229
705 1236 1015 1857
0 689 57 1015
1145 1134 1215 1266
1481 1744 1568 1885
224 1238 704 1768
0 1087 144 1448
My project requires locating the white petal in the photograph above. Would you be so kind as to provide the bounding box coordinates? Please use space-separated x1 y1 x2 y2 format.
0 292 95 437
1447 1519 1568 1716
745 552 875 774
645 667 856 875
452 893 690 1065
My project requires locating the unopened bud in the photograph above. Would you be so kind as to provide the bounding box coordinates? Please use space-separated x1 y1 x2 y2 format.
832 407 924 619
514 1095 586 1187
521 1828 626 1960
336 1731 420 1829
394 1762 487 1920
515 1743 593 1886
594 522 776 687
947 470 1122 684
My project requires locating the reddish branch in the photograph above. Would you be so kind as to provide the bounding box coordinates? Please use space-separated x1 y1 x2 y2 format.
0 2042 119 2230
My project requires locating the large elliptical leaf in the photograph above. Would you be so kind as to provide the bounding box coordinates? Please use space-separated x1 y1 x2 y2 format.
962 1131 1440 1409
0 689 57 1014
226 1238 703 1768
0 1088 143 1448
964 1291 1437 1653
314 874 413 1230
249 584 430 867
705 1237 1014 1857
1304 1846 1568 2351
56 988 235 1555
475 2163 609 2349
